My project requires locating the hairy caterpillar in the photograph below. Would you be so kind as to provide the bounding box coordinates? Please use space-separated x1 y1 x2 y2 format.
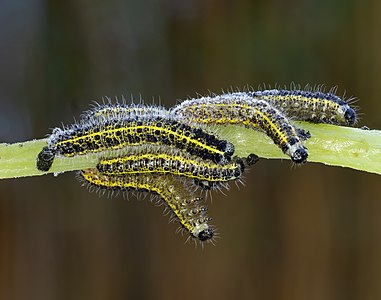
243 89 357 125
96 149 245 190
172 94 308 164
79 168 215 242
37 104 234 172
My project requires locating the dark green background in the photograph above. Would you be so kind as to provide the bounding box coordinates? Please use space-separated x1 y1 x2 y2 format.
0 0 380 299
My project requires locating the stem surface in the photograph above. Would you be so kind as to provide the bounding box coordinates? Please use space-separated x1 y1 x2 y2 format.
0 122 380 179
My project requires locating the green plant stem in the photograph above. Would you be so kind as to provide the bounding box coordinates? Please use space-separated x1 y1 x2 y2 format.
0 122 380 179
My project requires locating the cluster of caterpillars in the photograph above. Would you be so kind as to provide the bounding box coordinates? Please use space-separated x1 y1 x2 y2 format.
36 88 358 244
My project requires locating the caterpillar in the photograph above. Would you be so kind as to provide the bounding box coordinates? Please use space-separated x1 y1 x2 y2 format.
171 94 308 164
242 89 357 126
96 149 245 190
36 104 234 172
81 101 167 122
79 168 215 242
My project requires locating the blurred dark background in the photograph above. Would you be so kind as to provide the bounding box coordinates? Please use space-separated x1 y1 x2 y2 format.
0 0 380 299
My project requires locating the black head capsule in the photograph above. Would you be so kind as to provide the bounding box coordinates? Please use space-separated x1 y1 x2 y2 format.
245 154 259 166
344 107 357 126
291 148 308 164
198 228 215 242
36 146 56 172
